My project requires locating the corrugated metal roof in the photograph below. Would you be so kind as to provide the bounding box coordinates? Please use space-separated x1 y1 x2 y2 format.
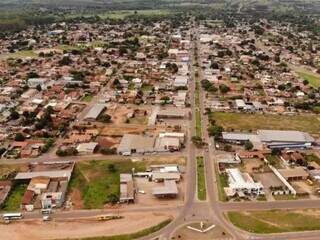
84 104 105 120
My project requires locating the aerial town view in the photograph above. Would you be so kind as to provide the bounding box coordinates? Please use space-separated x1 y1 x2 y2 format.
0 0 319 239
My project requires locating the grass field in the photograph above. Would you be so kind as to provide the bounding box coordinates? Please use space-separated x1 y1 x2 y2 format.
69 160 146 209
197 156 206 201
227 209 320 233
2 184 27 211
65 9 173 20
297 70 320 89
210 112 320 136
0 50 37 60
63 219 172 240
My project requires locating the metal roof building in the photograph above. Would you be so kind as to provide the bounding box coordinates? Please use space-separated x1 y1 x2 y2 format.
257 130 315 143
153 180 178 198
84 104 106 121
117 134 155 154
120 174 135 203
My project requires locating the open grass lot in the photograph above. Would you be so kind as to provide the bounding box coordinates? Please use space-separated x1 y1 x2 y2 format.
0 50 37 60
210 112 320 136
2 184 27 211
69 159 146 209
65 9 173 20
227 209 320 233
197 156 206 201
297 70 320 89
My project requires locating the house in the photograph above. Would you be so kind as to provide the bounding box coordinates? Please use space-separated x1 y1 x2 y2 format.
173 76 188 88
76 142 98 154
119 174 135 203
153 180 178 198
27 78 49 89
173 91 187 107
132 78 142 88
224 168 264 197
156 109 186 119
83 104 105 121
154 137 181 152
27 176 50 194
278 167 309 181
21 190 35 211
280 151 304 165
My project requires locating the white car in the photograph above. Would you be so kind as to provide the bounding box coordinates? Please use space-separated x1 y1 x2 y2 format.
42 215 51 221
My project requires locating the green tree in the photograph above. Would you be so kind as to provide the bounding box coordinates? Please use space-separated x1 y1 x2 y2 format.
244 140 254 150
15 133 25 142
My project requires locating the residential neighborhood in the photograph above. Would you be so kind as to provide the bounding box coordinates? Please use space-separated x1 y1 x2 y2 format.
0 0 320 240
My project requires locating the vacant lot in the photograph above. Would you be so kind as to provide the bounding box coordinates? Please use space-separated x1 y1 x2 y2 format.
2 184 27 211
69 159 146 209
227 209 320 233
0 212 173 240
210 112 320 136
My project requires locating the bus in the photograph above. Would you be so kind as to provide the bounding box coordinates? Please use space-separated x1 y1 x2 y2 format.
2 213 23 220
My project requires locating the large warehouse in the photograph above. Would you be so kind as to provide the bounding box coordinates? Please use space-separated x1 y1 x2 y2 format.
222 129 315 149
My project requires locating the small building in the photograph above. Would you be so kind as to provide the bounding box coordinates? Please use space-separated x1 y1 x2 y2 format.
278 167 309 182
153 180 178 198
152 172 181 182
154 137 181 152
27 176 50 194
225 168 264 197
76 142 98 154
173 76 188 88
156 109 186 119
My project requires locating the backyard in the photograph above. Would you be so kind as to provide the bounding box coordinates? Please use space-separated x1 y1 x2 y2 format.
210 112 320 136
227 209 320 233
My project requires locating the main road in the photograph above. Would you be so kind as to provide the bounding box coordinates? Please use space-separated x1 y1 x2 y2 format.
141 23 320 240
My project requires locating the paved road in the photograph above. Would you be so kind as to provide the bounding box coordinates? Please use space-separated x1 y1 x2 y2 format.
0 152 186 165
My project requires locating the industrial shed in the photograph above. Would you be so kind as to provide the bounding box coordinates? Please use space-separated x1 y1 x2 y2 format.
153 180 178 198
84 104 106 121
117 134 155 155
